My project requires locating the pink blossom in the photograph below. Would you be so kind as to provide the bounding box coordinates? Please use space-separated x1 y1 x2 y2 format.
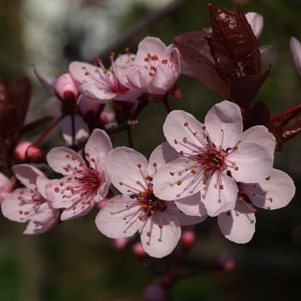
245 12 271 57
1 165 59 235
95 142 205 258
46 129 112 221
217 125 295 243
0 172 13 205
290 36 301 76
69 53 140 103
153 101 274 217
114 37 181 96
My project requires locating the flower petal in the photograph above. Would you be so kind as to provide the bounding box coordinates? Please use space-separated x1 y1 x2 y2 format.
175 193 207 218
290 37 301 76
106 147 149 195
218 201 256 243
95 195 142 238
149 66 176 95
245 12 263 39
13 164 46 189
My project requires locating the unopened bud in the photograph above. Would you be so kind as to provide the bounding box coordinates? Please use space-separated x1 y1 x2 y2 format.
54 73 79 103
132 242 148 260
214 252 235 271
15 141 32 162
143 283 166 301
26 144 45 164
180 230 196 250
110 237 129 251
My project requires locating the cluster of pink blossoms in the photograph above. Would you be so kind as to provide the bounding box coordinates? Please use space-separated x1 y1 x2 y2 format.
0 11 298 258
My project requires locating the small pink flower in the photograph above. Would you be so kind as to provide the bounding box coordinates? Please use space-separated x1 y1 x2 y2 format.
46 129 112 221
115 37 181 96
95 142 205 258
1 165 59 235
153 101 274 217
69 53 140 103
0 172 13 205
290 36 301 76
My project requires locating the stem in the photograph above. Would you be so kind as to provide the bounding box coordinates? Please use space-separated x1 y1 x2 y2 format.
127 128 134 148
270 103 301 121
34 116 63 145
162 96 171 114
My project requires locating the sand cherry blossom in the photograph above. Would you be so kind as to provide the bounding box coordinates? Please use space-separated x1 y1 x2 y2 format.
69 53 140 103
218 168 295 243
1 165 59 235
95 142 205 258
0 172 13 205
217 125 295 243
290 36 301 76
153 101 274 217
46 129 112 221
114 36 181 96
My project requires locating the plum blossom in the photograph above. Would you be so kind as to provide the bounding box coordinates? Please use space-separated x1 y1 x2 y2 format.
290 36 301 76
0 172 13 205
245 12 271 57
46 129 112 221
95 143 205 258
217 126 295 243
153 101 274 217
1 165 59 235
114 37 181 96
69 53 140 103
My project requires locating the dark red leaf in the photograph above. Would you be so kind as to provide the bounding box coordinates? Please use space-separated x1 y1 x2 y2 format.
243 101 270 130
173 30 231 98
230 66 271 109
209 3 261 82
267 104 301 151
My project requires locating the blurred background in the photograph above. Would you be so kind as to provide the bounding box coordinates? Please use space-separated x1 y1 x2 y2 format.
1 0 301 300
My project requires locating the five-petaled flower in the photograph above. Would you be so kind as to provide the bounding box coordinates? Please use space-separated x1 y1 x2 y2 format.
46 129 112 220
95 143 205 258
153 101 275 217
114 36 181 96
1 164 60 235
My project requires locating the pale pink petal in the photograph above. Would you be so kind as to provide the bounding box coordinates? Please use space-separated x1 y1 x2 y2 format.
36 176 50 199
60 200 95 221
245 169 295 210
147 142 179 178
259 45 272 58
290 37 301 76
228 141 273 183
149 66 177 95
33 64 56 94
13 164 45 189
0 172 13 202
69 61 100 85
114 62 134 89
84 129 112 168
95 170 111 202
95 195 143 238
153 157 202 200
204 101 243 149
201 173 238 216
241 125 276 154
175 193 207 217
106 147 149 194
47 147 85 175
24 219 57 235
125 66 151 92
218 201 256 243
139 212 181 258
163 110 205 154
31 202 58 224
78 94 103 116
78 82 116 102
167 200 206 225
135 37 167 64
245 12 263 39
62 114 90 146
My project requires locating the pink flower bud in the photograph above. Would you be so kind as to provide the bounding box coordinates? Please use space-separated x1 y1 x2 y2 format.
214 252 235 271
180 230 196 250
14 141 32 162
110 237 129 251
132 242 148 260
143 283 166 301
26 144 45 164
54 73 79 103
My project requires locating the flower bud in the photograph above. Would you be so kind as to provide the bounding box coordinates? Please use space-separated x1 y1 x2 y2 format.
180 230 196 250
214 252 235 271
132 242 148 260
26 144 45 164
143 283 166 301
54 73 79 104
110 237 129 251
14 141 32 162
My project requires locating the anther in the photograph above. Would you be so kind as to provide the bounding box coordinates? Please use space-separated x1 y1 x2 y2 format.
266 176 271 181
177 181 182 186
137 164 142 168
184 122 188 126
